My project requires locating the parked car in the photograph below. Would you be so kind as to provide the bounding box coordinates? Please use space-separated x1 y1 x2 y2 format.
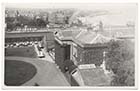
38 51 45 58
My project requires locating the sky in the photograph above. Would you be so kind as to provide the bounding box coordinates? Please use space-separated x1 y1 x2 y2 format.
5 3 137 15
5 3 137 10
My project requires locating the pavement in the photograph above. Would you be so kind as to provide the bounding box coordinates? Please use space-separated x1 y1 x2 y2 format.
34 44 55 63
5 56 70 86
40 49 55 63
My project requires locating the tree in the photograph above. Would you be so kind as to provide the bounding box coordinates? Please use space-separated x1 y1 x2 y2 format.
5 17 16 31
106 39 134 86
64 16 70 24
36 18 46 28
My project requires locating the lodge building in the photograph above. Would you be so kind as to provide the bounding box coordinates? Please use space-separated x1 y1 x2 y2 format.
54 29 112 86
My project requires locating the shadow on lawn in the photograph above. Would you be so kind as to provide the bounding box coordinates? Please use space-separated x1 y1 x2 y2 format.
5 60 37 86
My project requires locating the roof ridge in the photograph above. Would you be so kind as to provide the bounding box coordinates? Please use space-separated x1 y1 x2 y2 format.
75 29 87 39
89 33 99 44
90 33 111 44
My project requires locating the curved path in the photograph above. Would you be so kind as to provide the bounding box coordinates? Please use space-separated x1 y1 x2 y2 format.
5 56 70 86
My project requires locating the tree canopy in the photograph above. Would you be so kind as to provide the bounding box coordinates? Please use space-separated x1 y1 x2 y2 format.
106 39 134 86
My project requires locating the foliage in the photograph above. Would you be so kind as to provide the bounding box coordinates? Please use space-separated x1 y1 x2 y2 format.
106 40 134 86
5 9 75 31
5 17 16 31
76 46 105 66
83 49 104 66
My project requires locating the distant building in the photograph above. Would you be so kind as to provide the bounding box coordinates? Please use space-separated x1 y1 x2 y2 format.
55 30 110 66
102 25 135 39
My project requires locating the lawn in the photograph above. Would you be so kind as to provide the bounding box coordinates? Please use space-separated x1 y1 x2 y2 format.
5 60 37 86
5 46 37 58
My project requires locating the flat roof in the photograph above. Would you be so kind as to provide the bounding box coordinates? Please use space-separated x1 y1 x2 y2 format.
5 31 53 38
79 67 111 86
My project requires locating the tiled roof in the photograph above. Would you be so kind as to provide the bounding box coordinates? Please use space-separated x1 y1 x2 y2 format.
56 25 134 47
56 29 111 48
90 33 111 44
75 30 97 44
61 31 73 38
76 30 111 44
57 30 81 40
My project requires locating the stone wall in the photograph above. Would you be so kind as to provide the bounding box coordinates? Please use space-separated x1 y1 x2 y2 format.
55 40 66 72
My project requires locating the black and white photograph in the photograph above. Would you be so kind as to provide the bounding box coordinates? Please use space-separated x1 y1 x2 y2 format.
1 2 138 89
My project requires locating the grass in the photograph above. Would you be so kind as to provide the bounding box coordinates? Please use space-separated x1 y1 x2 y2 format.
5 46 37 58
5 60 37 86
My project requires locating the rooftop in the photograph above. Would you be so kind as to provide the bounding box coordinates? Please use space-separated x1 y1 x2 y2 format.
76 30 111 44
5 31 53 38
56 29 111 48
56 29 81 40
79 67 111 86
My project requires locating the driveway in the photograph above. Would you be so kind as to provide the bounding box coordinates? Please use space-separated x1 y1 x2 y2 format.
5 56 70 86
